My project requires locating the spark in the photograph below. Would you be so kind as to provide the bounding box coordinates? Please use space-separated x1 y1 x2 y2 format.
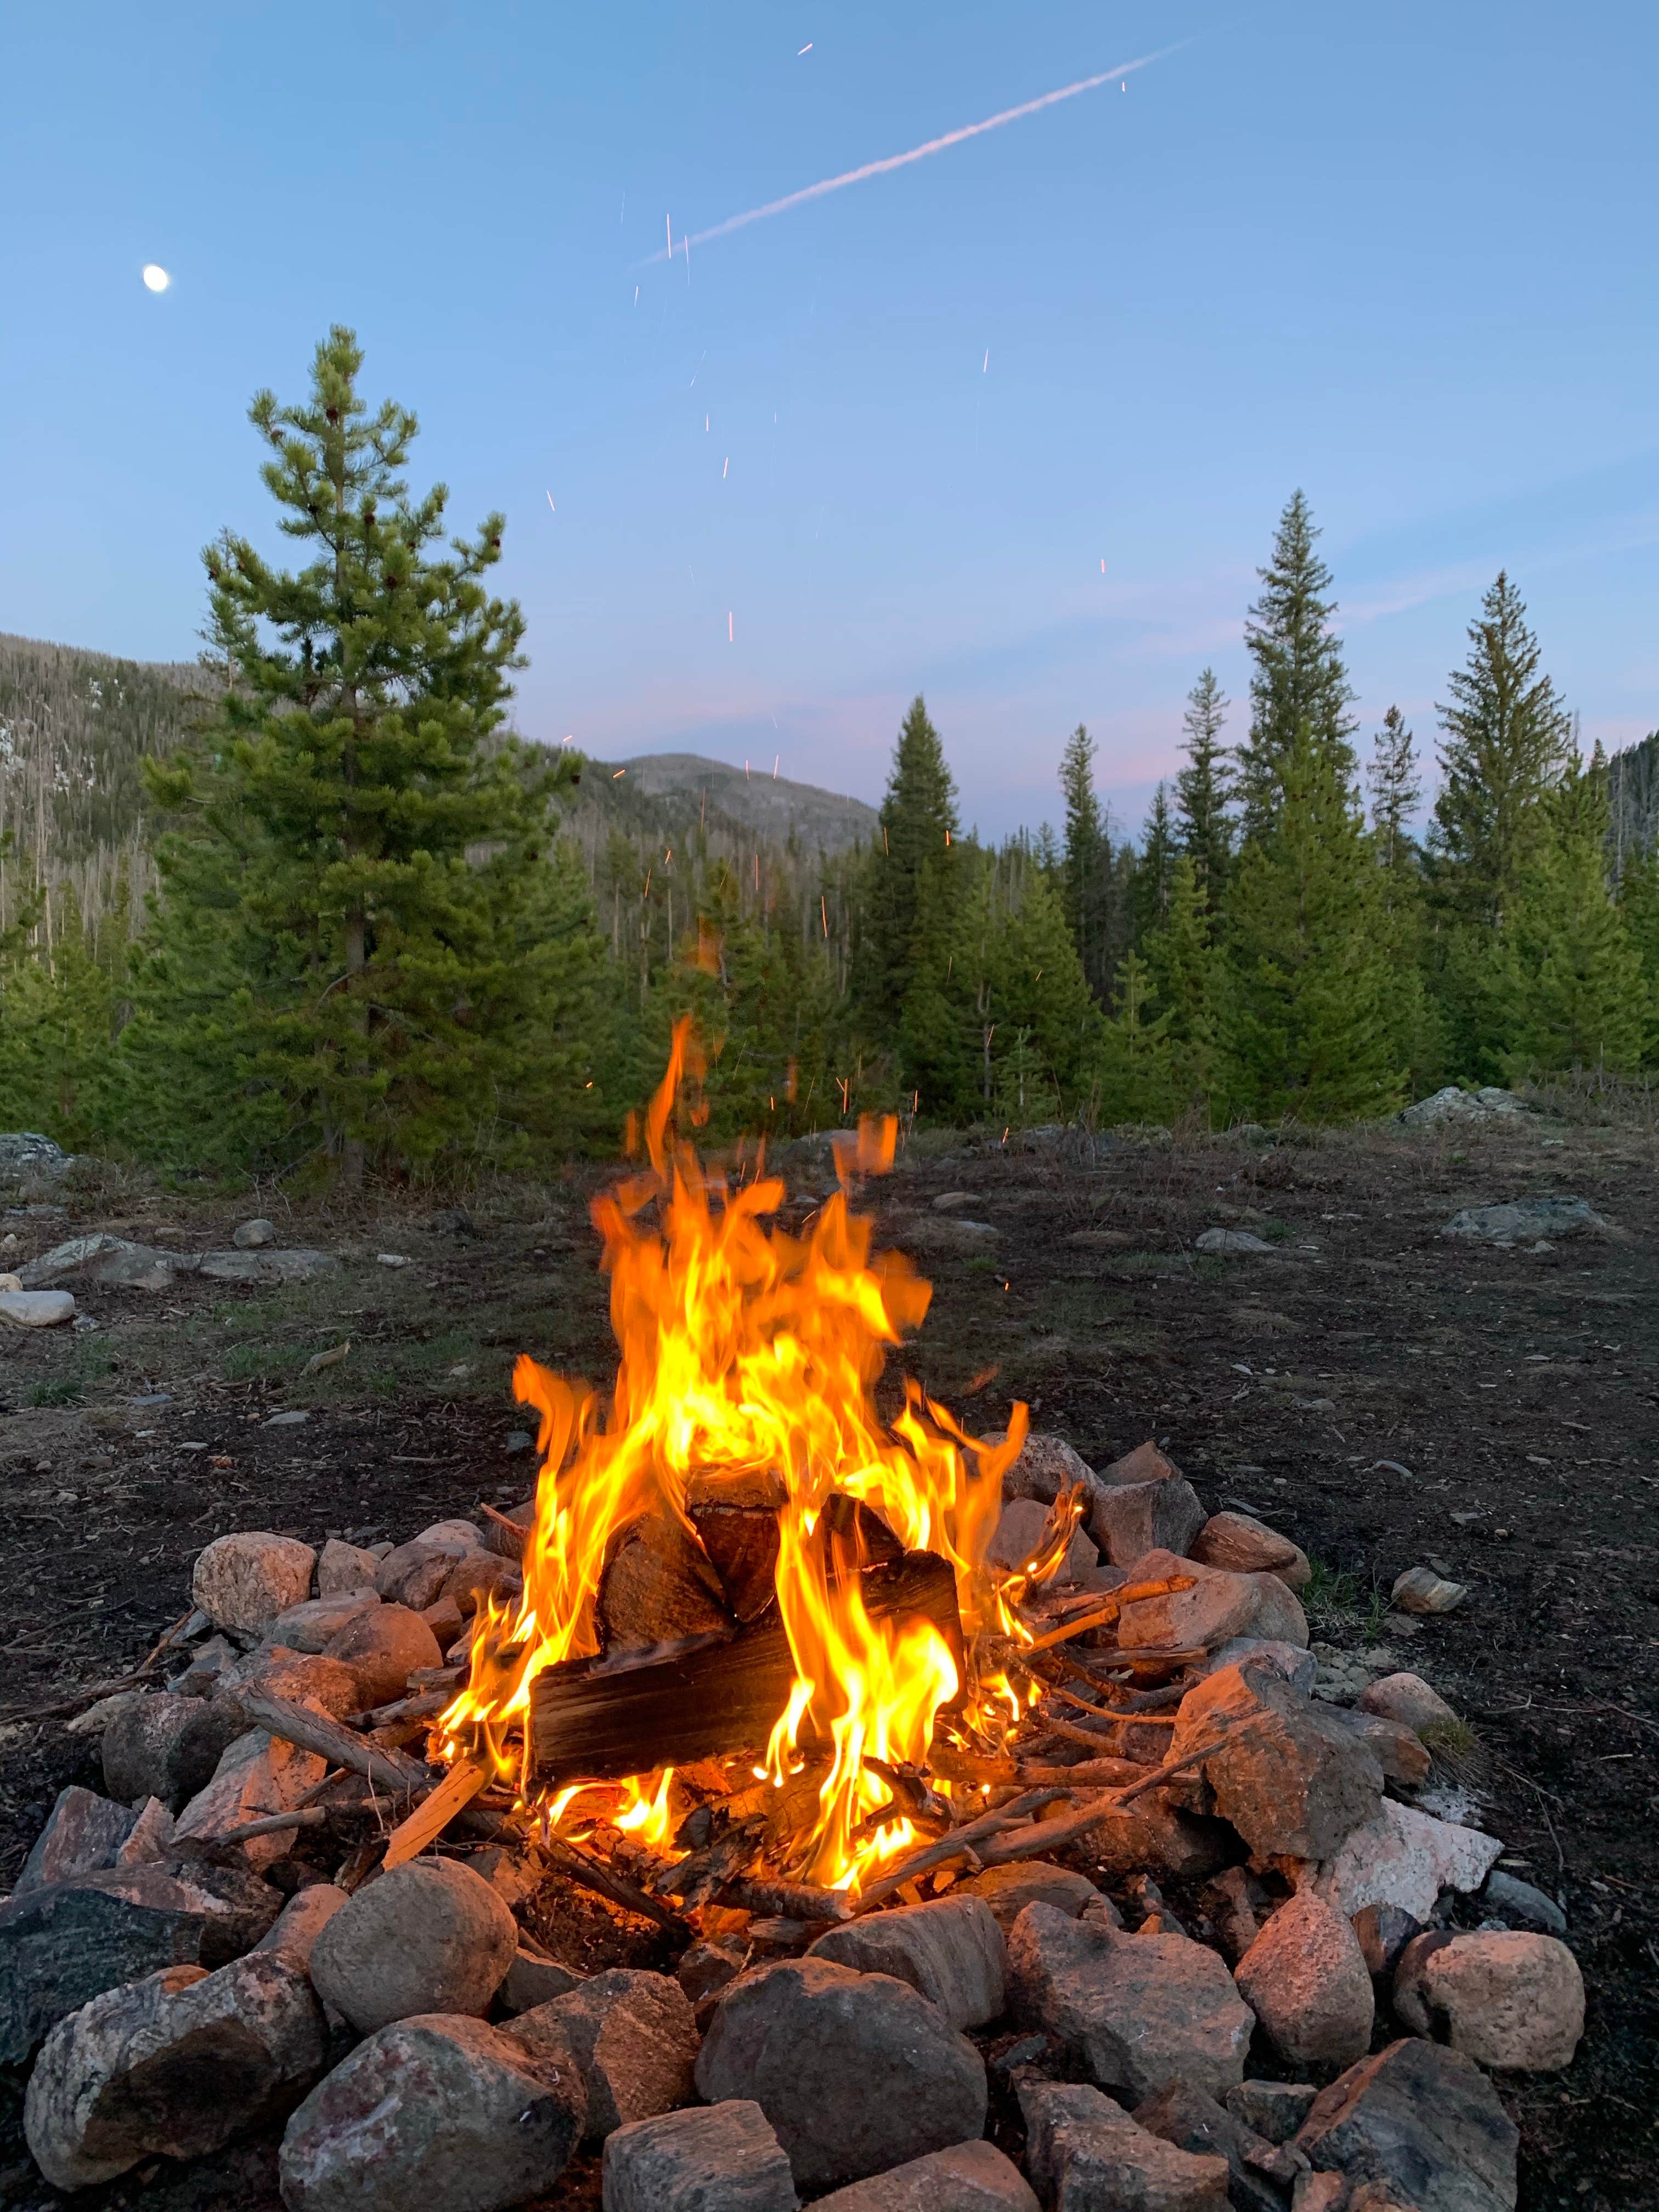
643 44 1183 260
546 490 556 512
706 413 710 431
690 349 707 387
723 455 729 478
666 213 672 257
798 42 812 55
729 611 734 642
773 755 779 777
983 348 989 373
634 285 639 304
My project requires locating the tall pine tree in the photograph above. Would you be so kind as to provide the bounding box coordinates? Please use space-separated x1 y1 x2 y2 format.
855 695 960 1028
1058 723 1112 998
1143 853 1218 1110
1367 706 1421 875
1237 493 1356 837
1131 785 1178 949
1175 669 1234 909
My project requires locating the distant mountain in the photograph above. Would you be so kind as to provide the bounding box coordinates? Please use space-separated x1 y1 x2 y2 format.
597 751 878 854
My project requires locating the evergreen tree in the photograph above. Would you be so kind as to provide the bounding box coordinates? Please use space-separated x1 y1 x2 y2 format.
1620 846 1659 1063
1216 723 1404 1124
855 696 959 1027
1237 492 1356 836
1091 952 1174 1126
1367 706 1421 873
1175 669 1234 907
1431 572 1571 926
991 863 1101 1104
1130 785 1177 947
1142 853 1217 1108
1058 723 1112 997
0 891 114 1147
123 326 579 1183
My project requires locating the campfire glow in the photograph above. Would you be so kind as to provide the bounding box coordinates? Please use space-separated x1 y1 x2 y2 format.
438 1022 1037 1891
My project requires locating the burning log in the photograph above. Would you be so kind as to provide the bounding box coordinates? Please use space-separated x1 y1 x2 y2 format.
529 1549 963 1787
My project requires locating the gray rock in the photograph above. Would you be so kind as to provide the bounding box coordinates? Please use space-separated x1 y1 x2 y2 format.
315 1536 381 1596
173 1728 328 1868
1198 1637 1317 1693
812 2140 1039 2211
1115 1549 1269 1652
512 1967 698 2142
191 1531 317 1637
1351 1902 1423 1979
100 1691 248 1811
695 1956 987 2194
0 1288 76 1327
1311 1799 1503 1921
1133 2079 1305 2212
280 2012 586 2212
1007 1903 1253 2103
1400 1085 1524 1128
1393 1929 1584 2072
1325 1708 1431 1788
170 1633 239 1697
1019 2080 1231 2212
264 1409 309 1426
1168 1655 1383 1862
199 1246 340 1282
1295 2037 1519 2212
499 1945 587 2014
1390 1566 1468 1615
989 1498 1099 1584
1481 1869 1567 1934
0 1131 74 1179
1234 1890 1375 2075
267 1591 380 1651
233 1217 277 1248
251 1883 349 1972
1356 1672 1458 1734
308 1857 518 2033
17 1787 138 1893
1197 1228 1276 1255
809 1894 1006 2029
375 1537 466 1610
321 1600 442 1703
24 1951 326 2190
957 1863 1101 1934
1089 1475 1208 1566
0 1859 282 2064
1075 1789 1234 1885
1224 2081 1318 2146
1442 1194 1609 1244
601 2100 798 2212
1000 1431 1099 1506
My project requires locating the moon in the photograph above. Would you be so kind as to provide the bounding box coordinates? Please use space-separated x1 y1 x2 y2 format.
141 264 170 292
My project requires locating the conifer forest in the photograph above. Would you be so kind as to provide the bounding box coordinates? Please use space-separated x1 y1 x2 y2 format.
3 327 1657 1187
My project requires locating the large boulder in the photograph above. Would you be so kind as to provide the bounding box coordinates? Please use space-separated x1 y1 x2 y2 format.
192 1532 316 1637
1233 1889 1374 2075
694 1956 986 2194
602 2100 799 2212
0 1860 281 2064
16 1787 138 1893
1007 1903 1252 2103
511 1967 698 2141
1311 1799 1503 1921
813 2140 1039 2210
24 1952 326 2190
1089 1477 1207 1567
808 1894 1006 2029
1295 2038 1518 2212
1168 1655 1383 1861
279 2012 585 2212
100 1690 247 1810
1393 1929 1584 2072
308 1858 518 2033
321 1601 441 1705
1019 2079 1230 2212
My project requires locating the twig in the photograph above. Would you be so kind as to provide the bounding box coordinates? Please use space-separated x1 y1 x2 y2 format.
853 1787 1073 1912
1023 1579 1195 1653
240 1691 431 1799
975 1732 1243 1868
541 1833 679 1928
202 1807 328 1847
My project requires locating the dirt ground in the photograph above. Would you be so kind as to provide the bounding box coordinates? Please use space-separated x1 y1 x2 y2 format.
0 1099 1654 2210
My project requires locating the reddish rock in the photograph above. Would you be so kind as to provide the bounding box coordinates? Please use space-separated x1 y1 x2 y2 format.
191 1533 315 1636
1394 1929 1584 2072
1234 1890 1375 2075
323 1602 441 1705
1192 1511 1312 1590
1088 1479 1208 1567
1356 1672 1459 1734
1115 1549 1267 1652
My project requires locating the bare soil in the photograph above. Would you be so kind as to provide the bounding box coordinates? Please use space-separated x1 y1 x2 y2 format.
0 1104 1654 2209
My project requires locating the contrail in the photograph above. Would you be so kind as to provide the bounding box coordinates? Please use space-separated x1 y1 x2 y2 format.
644 44 1185 262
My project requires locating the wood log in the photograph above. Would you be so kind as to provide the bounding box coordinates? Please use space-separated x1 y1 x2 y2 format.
689 1503 780 1623
530 1550 962 1787
240 1692 431 1799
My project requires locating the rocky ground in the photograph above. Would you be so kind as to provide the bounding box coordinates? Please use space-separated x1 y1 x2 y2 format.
0 1096 1654 2210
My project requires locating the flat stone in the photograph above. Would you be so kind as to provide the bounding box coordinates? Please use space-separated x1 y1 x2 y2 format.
0 1860 281 2064
192 1531 316 1637
1395 1929 1583 2072
1327 1707 1432 1787
813 2139 1039 2211
1234 1890 1375 2075
24 1951 326 2190
1312 1799 1503 1922
989 1497 1099 1584
1133 2079 1304 2212
279 2012 585 2212
1001 1431 1099 1505
511 1967 698 2141
252 1884 349 1972
321 1601 441 1703
100 1691 249 1812
315 1536 382 1596
1357 1672 1459 1733
1400 1086 1523 1128
17 1787 138 1893
309 1857 518 2033
268 1590 380 1651
1115 1548 1268 1652
264 1409 309 1426
499 1946 587 2014
1192 1511 1312 1590
809 1894 1005 2029
233 1217 276 1248
1020 2079 1231 2212
957 1863 1101 1934
1197 1228 1276 1255
1007 1903 1252 2103
1170 1655 1383 1861
695 1956 987 2194
1224 2081 1318 2145
1442 1195 1607 1244
1390 1567 1468 1616
0 1288 76 1327
601 2100 798 2212
173 1728 328 1868
18 1233 140 1285
1481 1870 1567 1934
198 1246 339 1282
1089 1477 1207 1566
1295 2038 1519 2212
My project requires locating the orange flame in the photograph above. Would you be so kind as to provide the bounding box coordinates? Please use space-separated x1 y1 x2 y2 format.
441 1021 1031 1891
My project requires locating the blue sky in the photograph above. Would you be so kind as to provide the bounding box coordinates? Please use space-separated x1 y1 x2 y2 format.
3 2 1656 840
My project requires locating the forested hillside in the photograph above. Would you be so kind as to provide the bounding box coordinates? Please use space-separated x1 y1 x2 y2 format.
3 328 1657 1183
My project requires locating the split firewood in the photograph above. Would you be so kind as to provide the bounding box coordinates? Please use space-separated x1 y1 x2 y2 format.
381 1760 489 1871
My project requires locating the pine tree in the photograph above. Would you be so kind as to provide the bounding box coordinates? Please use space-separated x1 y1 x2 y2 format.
1367 707 1421 874
1620 847 1659 1064
1091 952 1175 1126
1143 853 1217 1108
1058 724 1112 997
0 890 113 1147
1237 493 1356 836
1175 669 1234 907
1131 785 1177 947
1431 572 1571 927
1216 723 1404 1124
990 864 1101 1106
122 326 578 1183
855 696 960 1027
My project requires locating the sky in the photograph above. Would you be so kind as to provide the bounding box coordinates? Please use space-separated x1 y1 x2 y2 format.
3 1 1657 841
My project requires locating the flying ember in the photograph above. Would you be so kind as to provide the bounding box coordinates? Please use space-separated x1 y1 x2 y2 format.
437 1022 1049 1892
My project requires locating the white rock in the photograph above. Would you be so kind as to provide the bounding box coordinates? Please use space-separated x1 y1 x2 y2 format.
1312 1798 1503 1921
0 1289 76 1327
191 1532 317 1635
